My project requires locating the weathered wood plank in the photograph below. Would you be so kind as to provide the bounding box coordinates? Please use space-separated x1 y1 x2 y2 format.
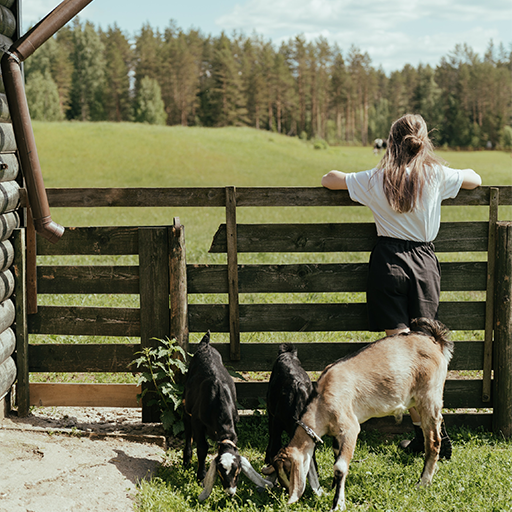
0 211 19 242
0 267 13 302
27 306 140 336
209 222 489 253
0 5 16 39
29 383 140 408
233 379 491 410
35 261 486 296
187 261 487 294
0 239 14 271
36 265 140 294
45 186 512 208
226 187 240 360
27 339 482 374
46 188 227 208
189 340 483 372
188 301 485 332
0 122 16 152
0 93 10 123
0 298 14 332
139 227 170 423
0 180 19 213
0 356 15 399
28 343 140 372
493 222 512 437
169 218 189 350
13 229 29 415
27 301 484 337
0 326 14 366
482 187 499 402
36 226 139 255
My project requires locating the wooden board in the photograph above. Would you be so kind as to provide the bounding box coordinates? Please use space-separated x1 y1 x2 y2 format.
37 265 139 294
45 186 512 209
29 383 141 408
28 343 140 372
209 222 489 253
36 226 139 255
0 326 14 365
0 356 15 399
187 261 487 294
188 301 485 333
35 261 487 296
27 340 482 374
233 379 491 410
28 306 140 336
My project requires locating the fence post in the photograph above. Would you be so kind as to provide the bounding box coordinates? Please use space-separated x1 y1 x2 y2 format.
169 217 188 353
482 187 499 402
225 187 240 361
13 228 29 416
139 227 170 423
493 221 512 438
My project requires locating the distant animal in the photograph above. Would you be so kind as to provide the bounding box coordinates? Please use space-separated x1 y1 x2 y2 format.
273 318 454 511
262 343 321 493
373 138 387 154
183 331 272 501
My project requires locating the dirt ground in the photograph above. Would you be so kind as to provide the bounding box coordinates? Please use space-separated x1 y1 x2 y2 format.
0 407 168 512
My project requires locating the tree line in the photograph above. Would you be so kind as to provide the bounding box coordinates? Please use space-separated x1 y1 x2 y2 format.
24 18 512 149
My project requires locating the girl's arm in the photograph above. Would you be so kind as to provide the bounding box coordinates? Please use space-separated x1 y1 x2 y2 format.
321 170 348 190
460 169 482 190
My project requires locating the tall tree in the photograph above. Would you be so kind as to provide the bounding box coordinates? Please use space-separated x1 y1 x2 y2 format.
134 76 167 125
210 32 247 126
25 71 63 121
330 48 348 140
69 19 106 121
161 23 203 126
133 23 163 101
101 24 133 122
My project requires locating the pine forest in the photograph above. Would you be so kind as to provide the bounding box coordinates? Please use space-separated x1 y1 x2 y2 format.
23 18 512 150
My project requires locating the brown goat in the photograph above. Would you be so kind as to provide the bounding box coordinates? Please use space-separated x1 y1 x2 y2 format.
273 318 453 511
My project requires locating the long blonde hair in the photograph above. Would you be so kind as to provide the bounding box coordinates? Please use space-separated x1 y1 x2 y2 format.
376 114 442 213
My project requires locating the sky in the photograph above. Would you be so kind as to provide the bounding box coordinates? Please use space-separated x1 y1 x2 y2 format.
21 0 511 74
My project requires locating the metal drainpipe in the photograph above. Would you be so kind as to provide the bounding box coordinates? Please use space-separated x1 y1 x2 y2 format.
0 0 93 243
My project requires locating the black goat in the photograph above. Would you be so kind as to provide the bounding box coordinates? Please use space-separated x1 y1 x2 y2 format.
183 331 272 501
262 343 321 494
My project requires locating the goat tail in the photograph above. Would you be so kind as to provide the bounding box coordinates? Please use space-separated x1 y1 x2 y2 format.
411 317 454 364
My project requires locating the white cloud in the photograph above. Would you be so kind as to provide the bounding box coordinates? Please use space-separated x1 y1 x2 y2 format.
216 0 510 72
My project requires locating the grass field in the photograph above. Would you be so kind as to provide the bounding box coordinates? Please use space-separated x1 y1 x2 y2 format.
31 122 512 511
33 121 511 263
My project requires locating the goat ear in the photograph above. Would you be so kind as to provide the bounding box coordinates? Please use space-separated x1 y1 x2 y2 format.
240 456 274 489
288 454 308 504
198 457 217 501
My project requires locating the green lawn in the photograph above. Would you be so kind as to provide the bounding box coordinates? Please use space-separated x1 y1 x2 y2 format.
34 121 511 263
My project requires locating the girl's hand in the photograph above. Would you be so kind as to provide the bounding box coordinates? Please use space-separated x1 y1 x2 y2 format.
321 170 348 190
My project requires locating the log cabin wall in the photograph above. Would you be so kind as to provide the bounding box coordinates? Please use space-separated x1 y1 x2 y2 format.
0 0 21 411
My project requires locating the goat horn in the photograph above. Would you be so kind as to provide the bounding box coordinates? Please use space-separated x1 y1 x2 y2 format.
240 456 274 488
198 457 218 501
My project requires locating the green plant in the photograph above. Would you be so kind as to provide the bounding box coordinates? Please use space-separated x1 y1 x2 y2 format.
132 337 189 435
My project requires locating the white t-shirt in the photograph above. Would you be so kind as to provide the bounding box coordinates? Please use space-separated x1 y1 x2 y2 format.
345 165 463 242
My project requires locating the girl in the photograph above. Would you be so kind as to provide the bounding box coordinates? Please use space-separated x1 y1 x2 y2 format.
321 114 481 455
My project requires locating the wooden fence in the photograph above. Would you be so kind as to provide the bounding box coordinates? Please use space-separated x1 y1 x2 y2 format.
14 185 512 436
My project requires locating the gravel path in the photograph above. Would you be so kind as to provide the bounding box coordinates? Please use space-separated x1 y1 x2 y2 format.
0 407 169 512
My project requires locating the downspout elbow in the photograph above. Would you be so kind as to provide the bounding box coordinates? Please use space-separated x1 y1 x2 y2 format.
1 52 64 243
